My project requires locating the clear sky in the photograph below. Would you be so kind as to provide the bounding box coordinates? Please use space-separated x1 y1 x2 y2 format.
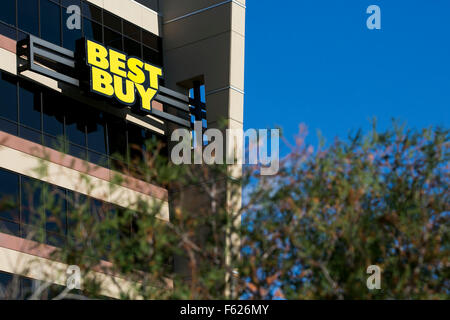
244 0 450 152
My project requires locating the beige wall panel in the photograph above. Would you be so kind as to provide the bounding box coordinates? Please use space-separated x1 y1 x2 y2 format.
231 2 246 36
0 48 16 74
229 31 246 91
0 146 169 221
0 247 154 299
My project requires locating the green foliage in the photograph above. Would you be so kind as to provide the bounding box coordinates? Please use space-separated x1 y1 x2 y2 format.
240 123 449 299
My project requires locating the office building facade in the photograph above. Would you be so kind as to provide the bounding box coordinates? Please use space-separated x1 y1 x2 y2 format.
0 0 245 299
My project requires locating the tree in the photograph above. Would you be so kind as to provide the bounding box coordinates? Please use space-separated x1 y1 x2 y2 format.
0 122 448 299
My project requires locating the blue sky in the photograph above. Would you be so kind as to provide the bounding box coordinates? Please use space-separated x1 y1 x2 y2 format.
244 0 450 152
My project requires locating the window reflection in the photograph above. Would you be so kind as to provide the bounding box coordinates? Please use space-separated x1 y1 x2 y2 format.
0 0 16 26
83 18 102 42
40 0 62 45
0 72 17 122
19 81 41 130
0 169 19 223
104 27 122 51
18 0 39 36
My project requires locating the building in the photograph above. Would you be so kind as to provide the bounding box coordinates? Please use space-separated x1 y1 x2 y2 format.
0 0 245 299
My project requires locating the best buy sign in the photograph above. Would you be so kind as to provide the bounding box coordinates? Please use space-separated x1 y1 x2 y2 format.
85 39 163 111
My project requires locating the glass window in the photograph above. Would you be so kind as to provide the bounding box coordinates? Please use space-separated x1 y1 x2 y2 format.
128 123 149 163
0 22 17 39
61 0 80 8
0 72 17 122
103 11 121 33
0 220 20 237
81 1 102 22
107 116 127 160
19 81 41 130
124 37 141 59
44 184 66 235
40 0 62 45
123 21 140 42
83 17 102 42
0 169 19 223
86 109 107 154
18 0 39 36
0 0 16 26
142 30 160 51
42 91 64 138
62 7 82 51
0 118 18 135
104 27 122 51
143 46 162 66
20 126 42 144
64 98 86 147
21 176 44 227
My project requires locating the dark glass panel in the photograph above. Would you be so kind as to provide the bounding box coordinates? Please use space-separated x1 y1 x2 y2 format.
17 31 27 42
0 169 19 222
19 81 41 130
19 126 42 144
44 184 66 235
0 22 17 39
0 72 17 121
62 6 82 51
123 21 140 42
88 151 108 167
66 190 86 237
0 220 20 238
104 27 122 51
0 0 16 26
90 198 105 221
143 46 162 66
86 109 107 154
68 143 86 160
40 0 62 45
61 0 80 8
124 37 141 58
142 30 159 51
0 118 18 135
127 123 148 163
83 17 102 42
81 1 102 22
0 271 14 299
18 0 39 36
103 11 121 32
46 231 66 247
21 176 44 227
107 116 127 160
42 91 64 138
44 134 63 150
64 99 86 146
21 224 45 243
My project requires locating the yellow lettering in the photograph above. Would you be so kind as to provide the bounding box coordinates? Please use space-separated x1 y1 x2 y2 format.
91 67 114 96
109 50 127 78
127 58 146 84
87 40 109 70
136 83 157 111
144 63 163 89
114 75 135 104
